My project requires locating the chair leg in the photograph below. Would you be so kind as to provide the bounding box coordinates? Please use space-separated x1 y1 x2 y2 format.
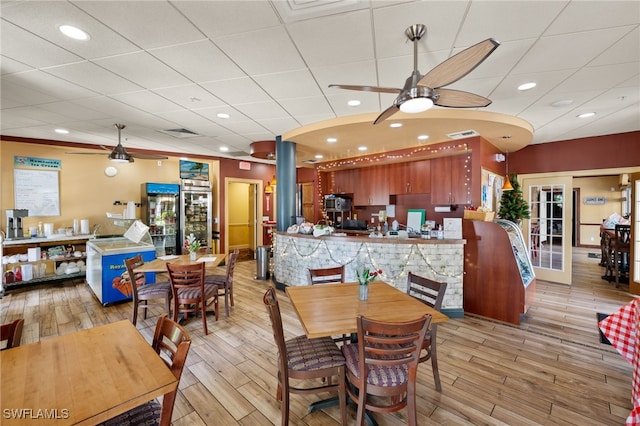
201 301 209 335
338 366 347 426
356 384 366 426
142 300 148 320
431 339 441 392
131 302 138 326
164 296 171 318
230 287 234 306
224 290 230 317
281 381 290 426
407 379 417 426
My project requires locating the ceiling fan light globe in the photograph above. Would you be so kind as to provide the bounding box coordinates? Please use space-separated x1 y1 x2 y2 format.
400 97 434 113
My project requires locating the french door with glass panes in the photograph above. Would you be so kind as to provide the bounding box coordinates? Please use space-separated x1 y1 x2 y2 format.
524 176 573 285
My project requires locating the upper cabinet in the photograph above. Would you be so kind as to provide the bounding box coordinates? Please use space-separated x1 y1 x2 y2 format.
353 165 389 206
389 160 431 195
331 169 356 194
430 154 470 205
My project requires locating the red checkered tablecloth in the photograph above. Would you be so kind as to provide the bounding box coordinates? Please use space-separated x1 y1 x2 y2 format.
599 298 640 425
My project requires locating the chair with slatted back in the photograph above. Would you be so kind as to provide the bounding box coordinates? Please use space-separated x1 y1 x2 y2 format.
341 314 431 426
263 287 347 426
308 265 345 285
0 318 24 350
167 262 218 335
99 314 191 426
614 224 631 287
124 254 172 326
204 249 239 316
407 272 447 391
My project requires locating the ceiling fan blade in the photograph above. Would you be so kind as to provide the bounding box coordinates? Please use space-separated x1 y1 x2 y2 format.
434 88 492 108
130 152 169 160
329 84 401 95
373 104 400 125
418 38 500 89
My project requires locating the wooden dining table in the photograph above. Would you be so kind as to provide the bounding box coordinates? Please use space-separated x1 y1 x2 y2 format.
286 280 449 339
0 320 176 425
135 253 227 274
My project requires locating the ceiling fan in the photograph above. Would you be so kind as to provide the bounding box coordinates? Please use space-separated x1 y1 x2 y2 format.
329 24 500 124
67 123 168 163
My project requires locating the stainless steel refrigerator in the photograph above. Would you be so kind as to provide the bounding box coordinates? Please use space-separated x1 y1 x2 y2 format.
180 179 212 253
141 183 180 256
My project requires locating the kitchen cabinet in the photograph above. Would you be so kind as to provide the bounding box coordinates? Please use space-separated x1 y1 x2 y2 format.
389 160 431 194
353 165 389 206
332 169 356 194
431 154 469 205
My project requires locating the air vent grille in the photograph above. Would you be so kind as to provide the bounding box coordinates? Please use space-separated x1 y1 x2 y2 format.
158 128 200 138
447 129 479 139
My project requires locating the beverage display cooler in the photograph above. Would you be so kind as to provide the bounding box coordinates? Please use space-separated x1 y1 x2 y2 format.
141 183 180 256
181 179 212 253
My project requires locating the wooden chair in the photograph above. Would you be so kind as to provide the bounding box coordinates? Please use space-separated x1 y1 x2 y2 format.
614 224 631 287
0 318 24 350
262 287 347 426
308 265 350 344
406 272 448 391
341 314 431 426
167 262 218 335
204 248 239 316
308 265 345 285
99 314 191 426
124 254 172 326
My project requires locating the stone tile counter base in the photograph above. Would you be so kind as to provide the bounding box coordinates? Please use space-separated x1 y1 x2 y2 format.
273 233 465 312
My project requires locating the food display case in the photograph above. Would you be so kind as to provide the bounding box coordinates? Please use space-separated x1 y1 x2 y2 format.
86 219 156 305
141 182 180 256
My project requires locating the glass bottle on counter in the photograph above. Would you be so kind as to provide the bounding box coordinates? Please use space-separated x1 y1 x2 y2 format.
421 222 431 239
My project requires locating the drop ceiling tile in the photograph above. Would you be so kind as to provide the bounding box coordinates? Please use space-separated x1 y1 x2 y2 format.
0 109 48 130
253 69 323 100
109 90 183 114
590 27 640 66
2 70 98 101
311 60 378 95
214 27 305 75
152 84 226 109
149 40 246 83
1 56 33 75
200 77 271 105
546 0 640 35
73 1 204 50
233 101 290 121
278 96 334 117
37 101 111 121
1 79 58 106
93 51 191 90
255 117 301 136
43 61 142 95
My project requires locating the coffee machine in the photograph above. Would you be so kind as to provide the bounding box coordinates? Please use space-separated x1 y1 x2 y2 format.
6 209 29 240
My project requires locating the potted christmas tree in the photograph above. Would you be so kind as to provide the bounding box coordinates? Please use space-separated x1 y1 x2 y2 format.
498 173 530 224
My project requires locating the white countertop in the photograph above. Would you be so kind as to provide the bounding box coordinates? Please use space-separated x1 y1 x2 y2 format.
2 234 94 246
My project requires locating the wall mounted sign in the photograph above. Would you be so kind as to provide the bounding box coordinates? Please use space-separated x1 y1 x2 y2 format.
584 196 606 205
14 156 61 169
14 169 60 216
179 160 209 181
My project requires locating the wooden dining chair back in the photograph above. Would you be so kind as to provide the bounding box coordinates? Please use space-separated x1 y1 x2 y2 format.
407 272 447 391
124 254 172 326
204 249 239 316
263 287 347 426
99 314 191 426
308 265 345 285
167 262 218 335
342 314 431 426
614 224 631 287
0 318 24 350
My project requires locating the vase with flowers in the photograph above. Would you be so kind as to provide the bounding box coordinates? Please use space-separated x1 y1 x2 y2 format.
184 233 201 261
355 264 381 301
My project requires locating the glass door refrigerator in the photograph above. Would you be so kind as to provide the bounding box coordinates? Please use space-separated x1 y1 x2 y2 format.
141 183 180 256
180 179 212 253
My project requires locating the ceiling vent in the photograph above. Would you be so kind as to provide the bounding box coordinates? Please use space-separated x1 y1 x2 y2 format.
158 128 200 138
447 129 479 140
302 159 318 164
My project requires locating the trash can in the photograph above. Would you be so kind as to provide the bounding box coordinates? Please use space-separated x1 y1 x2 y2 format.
256 245 271 280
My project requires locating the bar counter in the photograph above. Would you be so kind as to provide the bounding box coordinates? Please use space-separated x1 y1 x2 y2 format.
273 231 466 315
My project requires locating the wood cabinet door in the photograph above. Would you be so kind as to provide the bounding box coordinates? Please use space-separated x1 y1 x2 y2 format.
431 155 468 204
407 159 431 194
353 166 389 205
389 163 410 194
332 169 355 194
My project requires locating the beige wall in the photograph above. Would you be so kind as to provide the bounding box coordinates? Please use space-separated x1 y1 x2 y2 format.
1 141 219 243
575 175 624 246
227 182 251 250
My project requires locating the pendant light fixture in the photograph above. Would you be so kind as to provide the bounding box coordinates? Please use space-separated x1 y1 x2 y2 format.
501 152 514 191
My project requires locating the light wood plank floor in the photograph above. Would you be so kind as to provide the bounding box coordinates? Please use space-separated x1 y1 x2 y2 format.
1 247 635 425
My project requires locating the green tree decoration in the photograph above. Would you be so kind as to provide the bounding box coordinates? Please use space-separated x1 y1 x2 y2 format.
498 173 530 223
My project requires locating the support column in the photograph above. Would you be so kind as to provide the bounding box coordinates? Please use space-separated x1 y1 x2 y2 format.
275 136 296 232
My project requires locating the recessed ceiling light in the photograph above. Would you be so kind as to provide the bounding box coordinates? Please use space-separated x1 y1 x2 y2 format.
389 123 402 128
59 25 90 41
577 112 596 119
217 113 230 119
347 100 361 107
417 134 429 140
551 99 573 107
54 128 69 134
326 137 337 143
518 82 536 91
358 146 367 151
219 146 229 152
315 154 324 159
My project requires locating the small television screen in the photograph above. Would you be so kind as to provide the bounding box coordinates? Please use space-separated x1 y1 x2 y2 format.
180 160 209 181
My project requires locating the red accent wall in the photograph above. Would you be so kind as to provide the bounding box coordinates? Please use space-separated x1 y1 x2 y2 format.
509 131 639 174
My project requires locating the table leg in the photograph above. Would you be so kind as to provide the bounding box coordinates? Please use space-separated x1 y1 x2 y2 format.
307 393 378 426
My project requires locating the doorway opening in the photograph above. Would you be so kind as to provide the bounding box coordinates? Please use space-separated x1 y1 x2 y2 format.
224 178 263 261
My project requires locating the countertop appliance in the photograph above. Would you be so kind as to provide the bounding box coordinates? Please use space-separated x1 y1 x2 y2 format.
325 197 351 212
